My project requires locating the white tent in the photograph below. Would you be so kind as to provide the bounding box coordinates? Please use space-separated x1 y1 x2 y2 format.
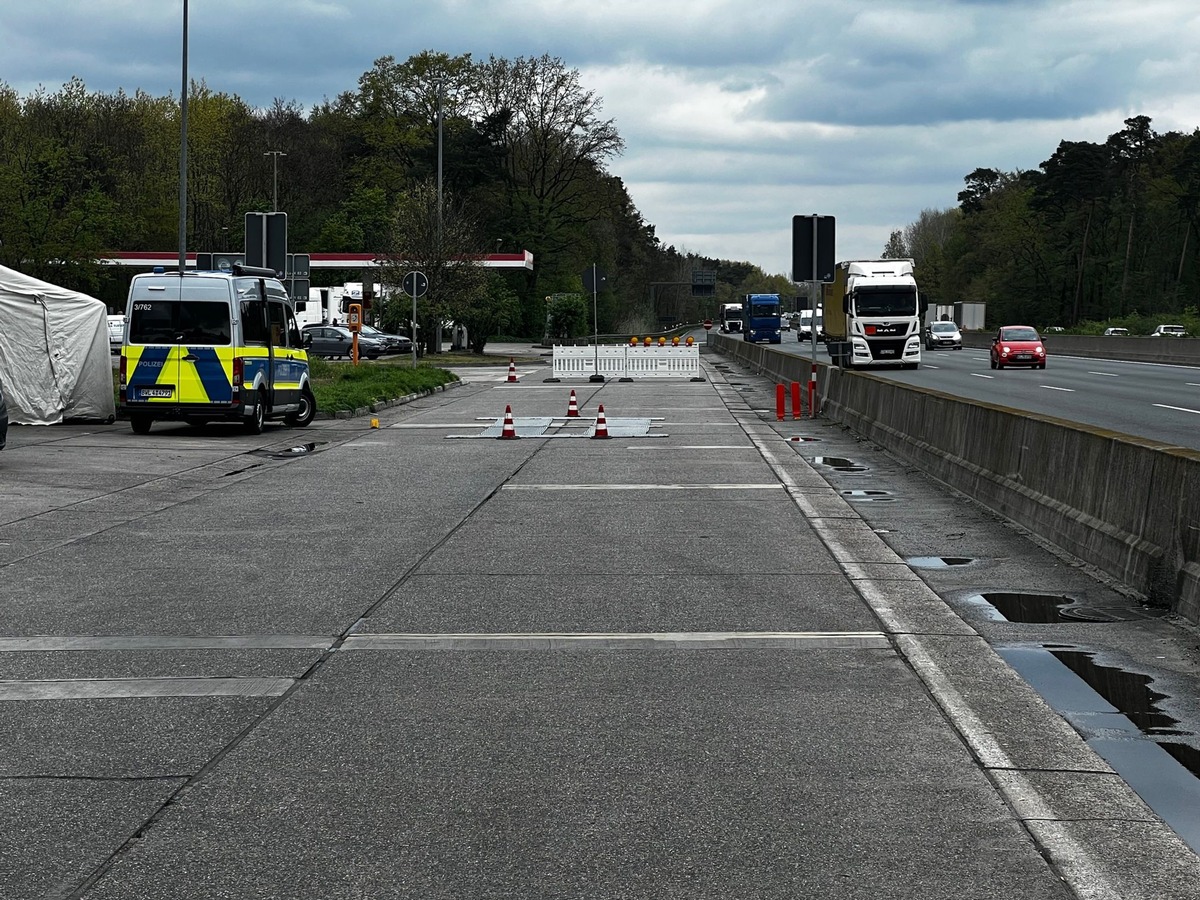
0 263 117 425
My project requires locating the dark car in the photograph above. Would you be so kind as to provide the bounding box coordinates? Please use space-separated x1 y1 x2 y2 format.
303 325 387 360
990 325 1046 370
0 372 7 451
359 324 413 354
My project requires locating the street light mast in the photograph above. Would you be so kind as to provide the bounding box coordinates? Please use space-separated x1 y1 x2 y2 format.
264 150 286 212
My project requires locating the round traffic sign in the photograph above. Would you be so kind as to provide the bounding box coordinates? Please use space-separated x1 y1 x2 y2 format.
703 319 713 331
403 271 429 298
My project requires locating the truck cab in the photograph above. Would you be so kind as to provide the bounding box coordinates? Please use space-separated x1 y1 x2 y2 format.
824 259 923 369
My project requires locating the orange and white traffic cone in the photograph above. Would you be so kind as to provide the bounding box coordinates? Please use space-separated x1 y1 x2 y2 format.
506 358 518 383
498 404 517 439
592 403 610 439
566 389 580 417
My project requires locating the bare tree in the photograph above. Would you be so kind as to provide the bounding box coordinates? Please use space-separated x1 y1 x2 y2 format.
377 179 487 354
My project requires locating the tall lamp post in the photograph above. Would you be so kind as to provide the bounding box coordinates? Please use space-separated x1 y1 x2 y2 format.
435 79 444 245
264 150 286 212
177 0 189 272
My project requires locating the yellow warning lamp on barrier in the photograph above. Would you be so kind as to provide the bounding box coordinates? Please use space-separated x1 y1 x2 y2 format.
348 303 363 364
643 336 652 346
658 337 666 346
686 335 694 345
672 336 680 346
630 336 639 346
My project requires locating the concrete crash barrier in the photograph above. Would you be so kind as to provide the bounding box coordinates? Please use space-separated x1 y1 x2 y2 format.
707 333 1200 624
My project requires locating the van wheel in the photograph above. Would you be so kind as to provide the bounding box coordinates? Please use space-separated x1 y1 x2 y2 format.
130 415 153 435
245 390 266 435
285 386 316 428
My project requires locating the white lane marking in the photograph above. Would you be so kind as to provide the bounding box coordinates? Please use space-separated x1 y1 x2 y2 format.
1088 371 1120 377
0 636 333 652
1187 383 1200 387
971 373 995 379
623 445 751 451
0 677 294 700
503 483 784 491
1153 403 1200 416
922 364 940 369
343 632 890 650
1041 385 1075 392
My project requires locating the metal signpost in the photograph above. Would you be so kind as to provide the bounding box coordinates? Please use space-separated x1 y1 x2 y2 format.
583 265 607 382
403 271 429 368
792 214 835 357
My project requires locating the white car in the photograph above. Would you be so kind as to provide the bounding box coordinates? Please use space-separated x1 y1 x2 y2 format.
1150 324 1188 337
107 315 125 353
1103 327 1130 336
924 321 963 350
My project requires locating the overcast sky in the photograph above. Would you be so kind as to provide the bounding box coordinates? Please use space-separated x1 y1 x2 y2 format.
4 1 1200 276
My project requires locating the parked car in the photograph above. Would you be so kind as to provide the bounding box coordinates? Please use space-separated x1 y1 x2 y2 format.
107 314 125 353
303 324 387 359
358 324 413 354
990 325 1046 370
1150 324 1188 337
1103 327 1130 336
0 372 8 451
924 321 963 350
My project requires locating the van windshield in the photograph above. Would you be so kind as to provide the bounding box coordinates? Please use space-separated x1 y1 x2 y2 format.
128 299 232 345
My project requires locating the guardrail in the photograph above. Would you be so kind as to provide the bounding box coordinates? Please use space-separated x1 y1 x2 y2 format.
551 344 701 380
708 332 1200 625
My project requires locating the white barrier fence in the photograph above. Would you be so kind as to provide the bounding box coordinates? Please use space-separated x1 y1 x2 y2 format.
551 344 702 380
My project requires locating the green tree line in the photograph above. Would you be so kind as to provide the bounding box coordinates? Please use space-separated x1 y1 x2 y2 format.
0 51 783 349
885 116 1200 333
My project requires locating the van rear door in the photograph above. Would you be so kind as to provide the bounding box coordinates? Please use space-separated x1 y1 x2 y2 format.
125 278 235 409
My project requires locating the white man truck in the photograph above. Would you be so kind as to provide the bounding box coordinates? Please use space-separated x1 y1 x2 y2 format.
719 302 743 334
823 259 923 369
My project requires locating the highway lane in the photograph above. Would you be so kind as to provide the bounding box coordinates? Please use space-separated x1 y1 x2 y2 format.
773 337 1200 451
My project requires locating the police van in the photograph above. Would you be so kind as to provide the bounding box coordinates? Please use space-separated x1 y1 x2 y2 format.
119 264 316 434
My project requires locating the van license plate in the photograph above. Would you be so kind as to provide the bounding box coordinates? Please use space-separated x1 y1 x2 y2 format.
139 387 174 399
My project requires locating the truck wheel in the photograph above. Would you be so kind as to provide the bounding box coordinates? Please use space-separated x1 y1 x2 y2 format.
130 415 153 435
285 386 316 427
244 390 266 435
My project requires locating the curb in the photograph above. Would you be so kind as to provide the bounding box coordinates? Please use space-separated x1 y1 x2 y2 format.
314 379 462 421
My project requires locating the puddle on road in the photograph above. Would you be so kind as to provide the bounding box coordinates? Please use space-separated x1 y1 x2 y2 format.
842 490 896 503
907 556 975 568
250 442 325 460
812 456 869 473
999 644 1200 853
972 592 1130 623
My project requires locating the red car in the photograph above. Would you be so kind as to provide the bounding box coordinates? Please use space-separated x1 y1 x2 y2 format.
990 325 1046 370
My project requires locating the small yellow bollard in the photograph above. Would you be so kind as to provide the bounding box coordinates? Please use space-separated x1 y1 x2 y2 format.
370 418 380 428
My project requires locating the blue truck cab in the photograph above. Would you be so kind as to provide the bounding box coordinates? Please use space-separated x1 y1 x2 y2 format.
742 293 783 344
